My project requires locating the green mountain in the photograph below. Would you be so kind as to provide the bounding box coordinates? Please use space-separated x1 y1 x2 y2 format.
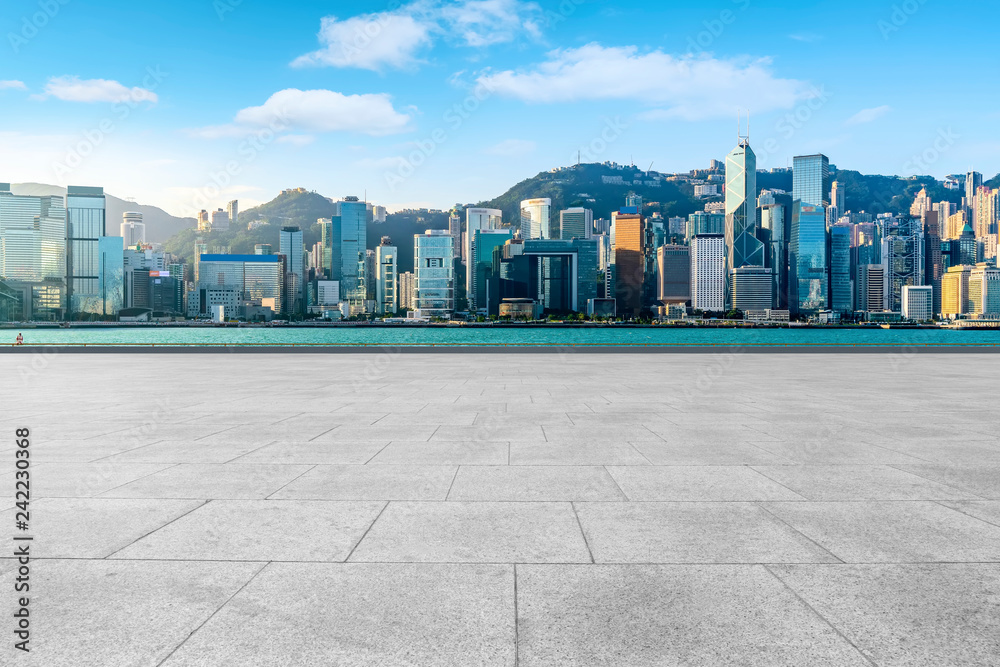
477 163 706 223
986 173 1000 189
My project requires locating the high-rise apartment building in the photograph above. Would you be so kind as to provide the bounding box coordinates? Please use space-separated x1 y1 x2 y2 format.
725 138 763 308
657 244 690 305
560 208 593 240
210 209 230 232
414 230 455 318
375 237 398 315
690 234 725 312
793 154 831 207
520 199 553 239
197 210 210 232
226 200 239 228
398 272 415 311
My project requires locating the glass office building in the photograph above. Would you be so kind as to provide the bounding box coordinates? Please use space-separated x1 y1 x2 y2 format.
279 226 304 314
759 202 788 309
685 212 724 243
414 231 455 318
725 139 764 308
97 236 124 317
522 238 600 313
829 225 853 313
66 186 107 317
792 154 831 207
559 208 593 240
471 229 513 313
321 198 368 298
197 254 284 316
790 203 829 315
520 199 554 239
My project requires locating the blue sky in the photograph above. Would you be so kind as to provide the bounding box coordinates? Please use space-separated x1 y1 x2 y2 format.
2 0 998 217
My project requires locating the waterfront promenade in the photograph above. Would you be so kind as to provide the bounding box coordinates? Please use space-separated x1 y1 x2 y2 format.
2 351 999 665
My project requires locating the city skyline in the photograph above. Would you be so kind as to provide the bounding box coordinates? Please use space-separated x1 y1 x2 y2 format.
2 0 999 218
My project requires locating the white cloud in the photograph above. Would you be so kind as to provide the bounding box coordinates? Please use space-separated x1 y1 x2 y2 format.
0 80 26 91
477 44 810 121
291 13 433 71
845 105 891 126
276 134 317 146
439 0 543 47
789 33 823 42
292 0 542 71
484 138 536 156
36 76 158 104
190 89 414 140
235 89 413 135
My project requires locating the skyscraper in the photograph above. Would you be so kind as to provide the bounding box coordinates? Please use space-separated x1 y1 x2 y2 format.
414 230 455 318
691 234 725 312
520 198 554 239
611 208 645 317
226 200 239 228
966 171 983 215
829 224 852 313
559 208 593 240
793 154 831 207
337 197 368 298
464 208 502 309
97 235 124 318
279 226 304 315
376 237 398 315
831 181 846 214
731 266 773 312
471 228 513 314
942 265 972 318
657 245 690 305
725 137 763 308
881 217 924 312
857 264 886 313
121 212 145 246
210 208 230 232
759 192 790 309
66 186 107 317
789 203 829 316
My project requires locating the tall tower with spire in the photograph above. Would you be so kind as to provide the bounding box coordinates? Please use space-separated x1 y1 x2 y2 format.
724 113 764 309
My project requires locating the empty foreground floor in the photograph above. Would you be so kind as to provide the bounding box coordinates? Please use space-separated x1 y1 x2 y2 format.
2 351 1000 666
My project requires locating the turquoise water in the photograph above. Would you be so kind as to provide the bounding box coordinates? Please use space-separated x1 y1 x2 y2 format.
4 326 1000 347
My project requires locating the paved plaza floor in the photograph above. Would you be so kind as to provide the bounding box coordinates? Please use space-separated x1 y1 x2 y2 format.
2 350 999 666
